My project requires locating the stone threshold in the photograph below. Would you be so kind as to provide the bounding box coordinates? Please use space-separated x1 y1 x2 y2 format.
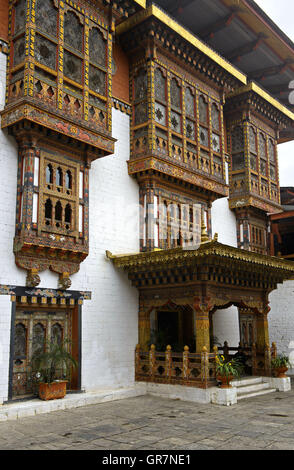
0 384 146 422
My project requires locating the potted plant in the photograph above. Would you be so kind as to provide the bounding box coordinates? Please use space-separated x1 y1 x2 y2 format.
271 355 290 378
31 339 78 401
215 354 243 388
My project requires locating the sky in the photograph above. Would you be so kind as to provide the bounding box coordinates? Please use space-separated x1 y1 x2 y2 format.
254 0 294 187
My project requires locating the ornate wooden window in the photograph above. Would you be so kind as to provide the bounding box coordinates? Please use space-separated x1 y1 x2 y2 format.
37 152 82 238
35 0 58 36
131 62 224 183
250 222 267 255
7 0 113 139
154 68 167 128
268 139 277 182
231 125 245 171
259 133 267 177
133 67 148 126
249 126 257 172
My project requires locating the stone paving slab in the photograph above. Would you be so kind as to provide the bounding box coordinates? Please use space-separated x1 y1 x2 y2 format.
0 388 294 450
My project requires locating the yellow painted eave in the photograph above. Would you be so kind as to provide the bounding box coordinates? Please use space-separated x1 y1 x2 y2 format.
228 82 294 121
116 4 247 85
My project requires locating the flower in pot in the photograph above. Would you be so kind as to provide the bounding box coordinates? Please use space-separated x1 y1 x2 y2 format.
271 355 290 378
30 339 78 401
215 355 243 388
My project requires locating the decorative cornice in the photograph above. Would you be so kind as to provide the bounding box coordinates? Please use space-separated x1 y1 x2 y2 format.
106 240 294 277
127 156 229 199
112 97 132 115
227 81 294 123
1 103 116 156
0 284 91 301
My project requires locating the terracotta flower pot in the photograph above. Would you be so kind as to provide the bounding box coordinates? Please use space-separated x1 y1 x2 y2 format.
38 381 67 401
217 374 234 388
275 366 288 379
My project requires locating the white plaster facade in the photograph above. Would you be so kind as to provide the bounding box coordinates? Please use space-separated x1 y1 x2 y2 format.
0 42 293 406
211 198 240 348
0 47 140 402
269 281 294 372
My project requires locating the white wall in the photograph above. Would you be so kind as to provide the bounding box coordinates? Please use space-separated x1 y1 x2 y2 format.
0 52 23 403
211 197 238 248
269 281 294 371
0 50 140 400
70 108 140 391
211 198 240 347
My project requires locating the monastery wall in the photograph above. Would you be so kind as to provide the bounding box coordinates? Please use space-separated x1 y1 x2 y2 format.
269 281 294 370
0 50 23 404
211 198 240 348
0 43 140 401
69 108 140 391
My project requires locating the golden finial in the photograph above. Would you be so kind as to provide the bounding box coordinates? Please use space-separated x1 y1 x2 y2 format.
200 211 210 244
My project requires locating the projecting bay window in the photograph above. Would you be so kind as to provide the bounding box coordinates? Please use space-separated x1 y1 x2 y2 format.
31 152 85 240
131 64 225 181
9 0 111 134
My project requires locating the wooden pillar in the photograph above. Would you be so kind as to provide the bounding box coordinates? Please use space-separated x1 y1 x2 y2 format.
194 297 213 353
138 308 151 351
256 311 270 353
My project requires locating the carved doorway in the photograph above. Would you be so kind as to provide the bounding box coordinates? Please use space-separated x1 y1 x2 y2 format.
12 307 78 399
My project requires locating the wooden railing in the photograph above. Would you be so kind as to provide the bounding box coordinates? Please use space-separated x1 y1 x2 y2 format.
217 341 277 377
135 341 278 388
135 344 218 389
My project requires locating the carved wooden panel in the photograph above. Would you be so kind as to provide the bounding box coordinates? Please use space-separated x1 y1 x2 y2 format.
35 34 57 70
64 10 83 52
14 0 26 35
35 0 58 36
155 68 166 103
89 27 106 67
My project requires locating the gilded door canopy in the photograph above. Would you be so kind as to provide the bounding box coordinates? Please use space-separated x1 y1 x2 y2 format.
106 240 294 292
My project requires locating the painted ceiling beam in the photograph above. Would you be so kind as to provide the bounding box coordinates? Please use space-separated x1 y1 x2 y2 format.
248 62 294 81
267 83 292 94
169 0 195 14
226 34 266 62
197 7 242 41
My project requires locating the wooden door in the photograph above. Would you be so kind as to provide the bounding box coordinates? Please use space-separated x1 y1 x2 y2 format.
239 313 256 348
12 308 73 398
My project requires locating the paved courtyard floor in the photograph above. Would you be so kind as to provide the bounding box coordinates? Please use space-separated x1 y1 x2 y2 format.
0 387 294 451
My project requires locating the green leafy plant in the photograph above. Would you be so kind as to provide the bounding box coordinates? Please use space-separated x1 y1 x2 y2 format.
271 355 290 369
31 339 78 385
215 354 243 378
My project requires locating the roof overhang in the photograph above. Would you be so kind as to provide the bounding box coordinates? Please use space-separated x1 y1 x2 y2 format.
106 240 294 289
116 3 247 86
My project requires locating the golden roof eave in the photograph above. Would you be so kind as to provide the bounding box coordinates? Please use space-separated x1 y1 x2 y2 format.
106 241 294 278
116 4 247 86
227 82 294 122
133 0 146 7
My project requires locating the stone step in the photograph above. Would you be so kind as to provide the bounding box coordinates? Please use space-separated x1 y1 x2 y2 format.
237 388 277 401
236 382 270 395
231 377 263 387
